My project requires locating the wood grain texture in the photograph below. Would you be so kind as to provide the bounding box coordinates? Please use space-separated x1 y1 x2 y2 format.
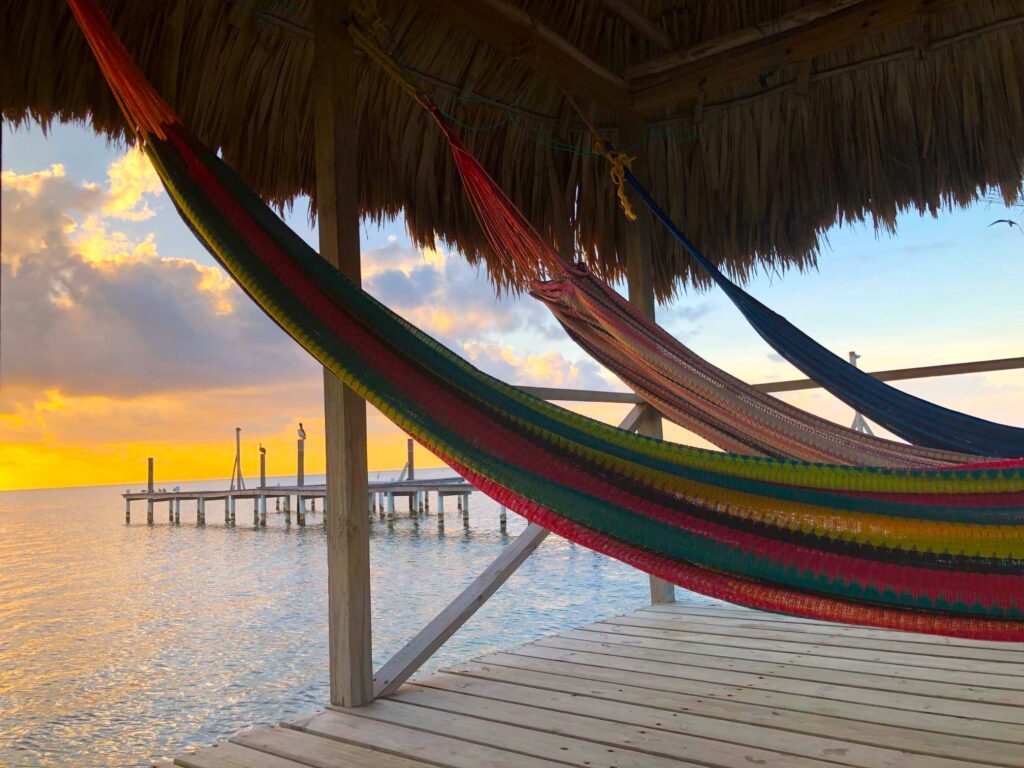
313 0 372 708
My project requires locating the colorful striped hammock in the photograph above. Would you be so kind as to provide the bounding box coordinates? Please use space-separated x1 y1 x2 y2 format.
69 0 1024 639
623 172 1024 458
354 31 978 468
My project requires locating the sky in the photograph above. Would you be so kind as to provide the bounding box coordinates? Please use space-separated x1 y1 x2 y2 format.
1 121 1022 491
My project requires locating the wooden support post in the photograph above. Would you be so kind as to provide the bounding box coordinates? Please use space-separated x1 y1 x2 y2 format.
125 497 131 525
315 2 372 704
620 117 676 606
260 497 268 527
225 497 231 525
406 438 414 481
297 496 307 527
255 498 261 527
229 495 236 525
197 497 205 525
387 491 395 522
174 498 180 524
462 494 470 528
297 438 305 487
168 500 174 523
499 505 507 533
437 494 445 531
260 450 267 488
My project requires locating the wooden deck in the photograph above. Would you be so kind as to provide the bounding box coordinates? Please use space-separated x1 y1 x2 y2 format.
169 602 1024 768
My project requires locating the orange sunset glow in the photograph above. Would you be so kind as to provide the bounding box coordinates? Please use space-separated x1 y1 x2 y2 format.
0 144 629 490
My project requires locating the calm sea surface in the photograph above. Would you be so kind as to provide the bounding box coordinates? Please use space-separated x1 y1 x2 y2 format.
0 470 711 766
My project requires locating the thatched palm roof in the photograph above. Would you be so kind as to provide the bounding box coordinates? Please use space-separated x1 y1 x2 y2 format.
4 0 1024 297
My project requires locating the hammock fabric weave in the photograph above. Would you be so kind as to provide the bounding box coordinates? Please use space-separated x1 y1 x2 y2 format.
68 0 1024 640
624 173 1024 458
344 24 986 469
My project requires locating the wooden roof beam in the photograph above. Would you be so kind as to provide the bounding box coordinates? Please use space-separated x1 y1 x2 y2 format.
415 0 632 114
628 0 956 114
603 0 673 51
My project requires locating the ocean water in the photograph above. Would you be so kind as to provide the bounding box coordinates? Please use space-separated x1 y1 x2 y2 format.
0 470 709 767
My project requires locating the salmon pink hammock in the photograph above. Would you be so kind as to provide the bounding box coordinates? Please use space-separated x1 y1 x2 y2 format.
68 0 1024 640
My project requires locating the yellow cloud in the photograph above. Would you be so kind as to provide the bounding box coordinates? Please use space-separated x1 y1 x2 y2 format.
195 264 237 315
0 163 66 194
102 148 162 221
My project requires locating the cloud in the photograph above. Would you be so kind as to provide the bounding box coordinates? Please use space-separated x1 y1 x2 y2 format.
461 342 611 390
363 242 562 347
1 159 314 399
101 148 163 221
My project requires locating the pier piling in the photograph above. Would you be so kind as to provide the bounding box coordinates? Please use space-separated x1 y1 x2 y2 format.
197 497 206 525
146 458 155 525
125 497 131 524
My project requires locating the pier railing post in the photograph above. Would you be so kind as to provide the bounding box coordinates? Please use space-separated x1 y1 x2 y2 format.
315 0 373 708
621 117 676 606
147 457 155 525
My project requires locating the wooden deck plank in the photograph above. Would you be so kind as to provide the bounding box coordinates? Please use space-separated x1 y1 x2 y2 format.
505 643 1024 723
174 742 311 768
328 698 706 768
407 673 995 768
604 613 1024 663
168 602 1024 767
442 660 1024 759
391 681 853 768
536 635 1024 703
638 605 1020 649
461 652 1024 739
231 725 433 768
572 624 1024 678
290 707 568 768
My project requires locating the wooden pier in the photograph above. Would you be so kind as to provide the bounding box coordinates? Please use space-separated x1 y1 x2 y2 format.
165 600 1024 768
123 477 487 528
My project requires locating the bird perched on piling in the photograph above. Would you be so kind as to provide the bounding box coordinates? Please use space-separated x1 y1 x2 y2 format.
297 423 306 441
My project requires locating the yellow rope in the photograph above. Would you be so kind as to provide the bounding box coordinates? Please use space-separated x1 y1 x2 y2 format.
563 92 637 222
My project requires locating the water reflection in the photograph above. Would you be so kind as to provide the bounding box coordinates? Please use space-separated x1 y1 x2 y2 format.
0 473 708 766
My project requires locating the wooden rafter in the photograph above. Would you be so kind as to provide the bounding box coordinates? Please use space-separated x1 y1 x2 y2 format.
414 0 632 113
603 0 673 51
623 0 867 80
628 0 959 113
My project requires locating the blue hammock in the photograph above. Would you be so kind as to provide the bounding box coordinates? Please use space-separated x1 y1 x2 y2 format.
626 171 1024 458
